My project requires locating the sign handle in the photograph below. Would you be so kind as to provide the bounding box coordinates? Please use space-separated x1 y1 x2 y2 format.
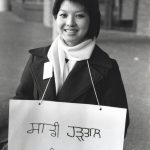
87 60 102 110
39 77 51 105
38 60 102 111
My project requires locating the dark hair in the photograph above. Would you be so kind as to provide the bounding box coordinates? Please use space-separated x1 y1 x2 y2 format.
52 0 101 38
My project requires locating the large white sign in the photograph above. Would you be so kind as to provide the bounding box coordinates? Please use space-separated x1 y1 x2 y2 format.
8 100 126 150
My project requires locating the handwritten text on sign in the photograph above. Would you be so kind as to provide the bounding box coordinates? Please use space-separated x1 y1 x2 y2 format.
8 100 126 150
27 122 101 142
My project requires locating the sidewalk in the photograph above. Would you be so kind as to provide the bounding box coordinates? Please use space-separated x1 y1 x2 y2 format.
0 12 150 150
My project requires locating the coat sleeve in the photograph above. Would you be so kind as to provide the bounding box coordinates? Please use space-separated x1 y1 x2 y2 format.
14 55 34 100
101 59 130 136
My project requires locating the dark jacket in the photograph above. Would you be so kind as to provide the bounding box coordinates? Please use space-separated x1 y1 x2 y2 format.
0 44 130 149
0 45 129 149
14 44 129 134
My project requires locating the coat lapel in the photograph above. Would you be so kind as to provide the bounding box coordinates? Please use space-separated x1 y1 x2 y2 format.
29 46 57 100
57 45 112 102
56 60 103 102
29 45 112 102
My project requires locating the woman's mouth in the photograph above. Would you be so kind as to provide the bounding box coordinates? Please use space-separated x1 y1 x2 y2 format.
64 29 78 34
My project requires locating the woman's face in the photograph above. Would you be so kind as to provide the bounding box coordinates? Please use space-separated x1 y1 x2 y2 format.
56 0 90 46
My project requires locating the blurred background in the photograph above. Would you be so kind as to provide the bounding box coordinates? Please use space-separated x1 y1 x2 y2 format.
0 0 150 150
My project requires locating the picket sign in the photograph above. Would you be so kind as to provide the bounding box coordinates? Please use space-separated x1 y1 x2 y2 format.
8 99 126 150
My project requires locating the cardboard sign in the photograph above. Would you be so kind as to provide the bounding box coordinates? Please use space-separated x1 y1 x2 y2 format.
8 100 126 150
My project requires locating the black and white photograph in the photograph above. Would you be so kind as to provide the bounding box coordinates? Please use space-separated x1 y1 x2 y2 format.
0 0 149 150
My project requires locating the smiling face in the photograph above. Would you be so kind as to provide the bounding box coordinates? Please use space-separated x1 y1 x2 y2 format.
56 0 90 46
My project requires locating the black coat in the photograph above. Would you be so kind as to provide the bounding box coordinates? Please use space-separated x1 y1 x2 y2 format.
0 44 130 149
14 44 129 135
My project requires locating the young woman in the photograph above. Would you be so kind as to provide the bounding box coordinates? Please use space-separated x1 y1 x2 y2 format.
1 0 129 149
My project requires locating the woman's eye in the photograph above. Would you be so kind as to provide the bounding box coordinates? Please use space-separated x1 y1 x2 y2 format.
76 14 85 19
60 14 67 18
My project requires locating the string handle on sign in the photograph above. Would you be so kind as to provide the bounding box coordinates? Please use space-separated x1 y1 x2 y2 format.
39 77 51 105
87 60 102 111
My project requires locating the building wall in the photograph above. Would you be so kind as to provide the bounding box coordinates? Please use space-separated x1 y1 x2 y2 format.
11 0 43 23
9 0 150 36
137 0 150 36
122 0 135 20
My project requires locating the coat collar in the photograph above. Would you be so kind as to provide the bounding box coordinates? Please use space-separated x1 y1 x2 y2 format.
29 45 50 60
29 45 112 102
29 45 112 70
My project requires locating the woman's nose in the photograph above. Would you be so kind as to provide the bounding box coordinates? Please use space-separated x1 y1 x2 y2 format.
66 16 76 27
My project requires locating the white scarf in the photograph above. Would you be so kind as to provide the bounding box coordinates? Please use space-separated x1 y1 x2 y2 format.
47 36 96 94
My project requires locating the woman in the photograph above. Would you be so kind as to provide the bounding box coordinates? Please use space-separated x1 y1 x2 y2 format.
1 0 129 149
